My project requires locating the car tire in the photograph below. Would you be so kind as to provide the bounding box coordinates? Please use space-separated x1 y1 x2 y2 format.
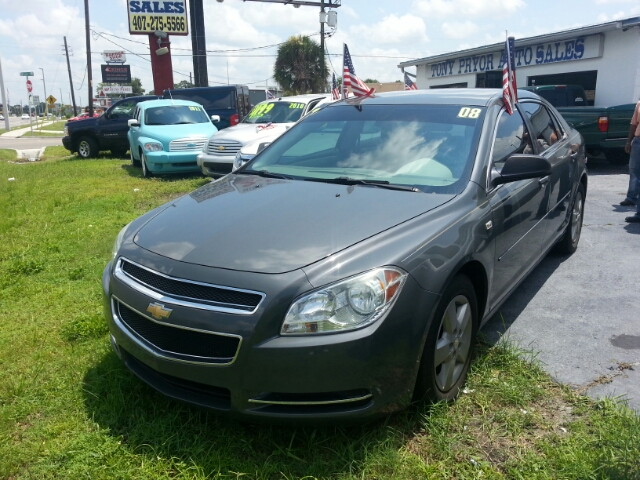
555 183 585 254
415 274 478 403
141 152 152 178
130 149 141 167
77 136 98 159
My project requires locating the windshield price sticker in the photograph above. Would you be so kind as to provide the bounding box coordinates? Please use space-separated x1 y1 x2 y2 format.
128 1 188 35
457 107 481 119
188 106 199 111
288 103 305 109
248 103 275 118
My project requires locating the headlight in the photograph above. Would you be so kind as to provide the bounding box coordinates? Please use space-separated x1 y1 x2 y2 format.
233 152 255 171
111 223 130 259
281 267 407 335
144 142 163 152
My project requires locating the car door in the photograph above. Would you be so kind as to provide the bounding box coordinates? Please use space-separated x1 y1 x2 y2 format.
99 99 142 149
487 107 550 309
520 101 575 244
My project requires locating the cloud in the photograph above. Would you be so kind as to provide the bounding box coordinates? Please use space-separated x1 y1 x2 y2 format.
350 14 429 45
441 21 480 40
412 0 526 17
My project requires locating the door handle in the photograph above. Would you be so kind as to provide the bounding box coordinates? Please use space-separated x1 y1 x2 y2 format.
570 152 578 162
538 176 550 186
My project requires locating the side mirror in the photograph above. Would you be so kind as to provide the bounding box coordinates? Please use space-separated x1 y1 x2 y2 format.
491 154 551 187
127 119 140 128
211 115 220 123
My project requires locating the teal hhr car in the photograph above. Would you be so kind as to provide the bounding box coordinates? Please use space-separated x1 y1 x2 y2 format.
128 99 219 177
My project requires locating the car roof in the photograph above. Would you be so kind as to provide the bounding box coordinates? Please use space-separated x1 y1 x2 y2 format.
322 89 540 108
137 99 205 109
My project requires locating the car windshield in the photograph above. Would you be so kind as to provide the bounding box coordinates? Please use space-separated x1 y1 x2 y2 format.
246 103 485 193
243 101 307 124
145 105 210 125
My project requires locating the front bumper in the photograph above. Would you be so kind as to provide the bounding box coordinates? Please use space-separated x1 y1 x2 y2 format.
197 152 235 178
145 150 201 174
102 252 437 423
62 136 73 152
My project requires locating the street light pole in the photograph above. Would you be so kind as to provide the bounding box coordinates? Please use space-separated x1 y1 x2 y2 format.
39 67 48 118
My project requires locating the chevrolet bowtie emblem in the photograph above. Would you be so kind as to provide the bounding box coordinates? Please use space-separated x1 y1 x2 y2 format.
217 145 225 151
147 302 172 320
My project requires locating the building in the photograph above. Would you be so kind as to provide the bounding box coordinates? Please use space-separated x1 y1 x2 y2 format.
398 16 640 107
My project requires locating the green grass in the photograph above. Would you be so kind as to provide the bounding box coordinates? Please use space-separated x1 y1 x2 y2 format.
38 121 66 131
1 148 639 479
0 149 17 161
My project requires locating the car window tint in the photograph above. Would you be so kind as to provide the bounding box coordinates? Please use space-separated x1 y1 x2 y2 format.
112 101 137 119
250 104 485 193
144 105 210 125
491 109 532 171
244 101 306 124
520 102 560 153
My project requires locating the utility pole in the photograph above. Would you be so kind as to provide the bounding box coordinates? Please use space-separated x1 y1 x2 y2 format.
189 0 208 87
64 36 78 115
0 54 10 131
84 0 93 116
39 67 48 118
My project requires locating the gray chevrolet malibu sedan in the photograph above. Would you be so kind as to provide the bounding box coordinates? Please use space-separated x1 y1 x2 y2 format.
103 89 587 422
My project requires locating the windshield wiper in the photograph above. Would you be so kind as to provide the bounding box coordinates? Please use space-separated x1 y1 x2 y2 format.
306 176 419 192
237 170 293 179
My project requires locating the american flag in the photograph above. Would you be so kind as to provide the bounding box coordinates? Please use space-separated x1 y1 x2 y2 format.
331 73 340 100
265 89 275 100
404 72 417 90
342 44 375 98
502 35 518 114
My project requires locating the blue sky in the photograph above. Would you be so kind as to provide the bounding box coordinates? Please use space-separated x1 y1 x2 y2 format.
0 0 638 107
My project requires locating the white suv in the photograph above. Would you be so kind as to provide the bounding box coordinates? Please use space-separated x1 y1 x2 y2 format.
197 94 333 177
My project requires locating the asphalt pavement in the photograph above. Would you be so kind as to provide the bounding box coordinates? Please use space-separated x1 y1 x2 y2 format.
483 156 640 411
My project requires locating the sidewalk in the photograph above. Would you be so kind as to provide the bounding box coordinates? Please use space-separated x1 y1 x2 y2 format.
1 121 62 138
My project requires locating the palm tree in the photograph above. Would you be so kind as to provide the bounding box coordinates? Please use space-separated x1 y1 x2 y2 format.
274 35 328 95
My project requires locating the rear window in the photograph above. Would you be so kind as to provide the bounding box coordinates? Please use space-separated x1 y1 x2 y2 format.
144 105 210 125
167 90 236 110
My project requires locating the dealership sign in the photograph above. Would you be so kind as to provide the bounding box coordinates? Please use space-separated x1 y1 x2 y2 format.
102 51 127 64
101 65 132 83
429 34 604 78
102 86 133 94
127 0 188 36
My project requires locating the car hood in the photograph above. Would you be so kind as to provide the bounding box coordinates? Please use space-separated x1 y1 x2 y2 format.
209 123 290 144
140 123 216 140
133 175 455 274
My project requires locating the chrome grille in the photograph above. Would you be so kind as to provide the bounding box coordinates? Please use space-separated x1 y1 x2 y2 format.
115 258 265 314
206 139 242 156
114 299 241 364
169 137 207 152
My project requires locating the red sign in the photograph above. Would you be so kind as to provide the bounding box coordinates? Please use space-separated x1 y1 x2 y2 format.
26 80 33 93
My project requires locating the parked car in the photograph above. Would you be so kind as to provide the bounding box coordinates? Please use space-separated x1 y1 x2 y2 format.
104 89 587 422
62 96 159 158
197 94 333 177
21 113 30 120
163 85 251 131
127 99 218 177
522 85 635 164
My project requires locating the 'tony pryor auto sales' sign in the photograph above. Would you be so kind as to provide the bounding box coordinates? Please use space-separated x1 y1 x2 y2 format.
101 65 132 83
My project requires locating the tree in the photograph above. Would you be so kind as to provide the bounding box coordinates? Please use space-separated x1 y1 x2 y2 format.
175 80 194 89
363 78 379 83
130 78 145 95
274 35 327 95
